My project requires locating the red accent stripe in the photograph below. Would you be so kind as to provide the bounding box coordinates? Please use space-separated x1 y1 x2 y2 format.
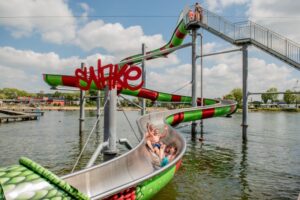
172 112 184 125
230 105 236 113
202 108 215 119
175 29 185 39
169 44 174 48
171 95 181 102
62 76 78 87
175 159 182 172
160 46 169 57
160 47 166 51
197 98 204 106
137 88 158 101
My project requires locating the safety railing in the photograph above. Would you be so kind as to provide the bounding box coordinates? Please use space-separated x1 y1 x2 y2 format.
184 6 300 66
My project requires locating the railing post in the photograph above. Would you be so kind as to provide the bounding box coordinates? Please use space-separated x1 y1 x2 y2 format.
242 45 248 142
253 22 255 40
285 39 288 57
267 30 269 48
218 16 221 32
249 22 251 39
79 63 85 134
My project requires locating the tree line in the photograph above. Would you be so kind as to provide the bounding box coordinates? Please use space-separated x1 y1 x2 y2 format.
223 87 300 107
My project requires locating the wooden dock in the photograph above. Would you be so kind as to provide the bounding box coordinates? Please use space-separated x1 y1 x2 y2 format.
0 109 39 123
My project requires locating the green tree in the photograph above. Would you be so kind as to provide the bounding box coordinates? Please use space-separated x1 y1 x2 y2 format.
261 93 269 103
283 90 296 104
223 93 234 100
231 88 242 105
146 99 153 107
223 88 242 107
1 88 31 99
261 87 278 103
52 91 62 98
267 87 278 102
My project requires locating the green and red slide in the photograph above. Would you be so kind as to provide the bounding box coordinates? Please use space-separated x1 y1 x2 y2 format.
0 8 237 200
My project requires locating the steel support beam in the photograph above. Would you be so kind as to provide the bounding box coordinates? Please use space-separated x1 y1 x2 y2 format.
196 48 242 59
79 63 85 134
141 43 146 115
105 88 118 155
103 87 110 142
96 90 101 134
191 29 198 139
119 43 192 66
242 45 248 142
85 142 108 168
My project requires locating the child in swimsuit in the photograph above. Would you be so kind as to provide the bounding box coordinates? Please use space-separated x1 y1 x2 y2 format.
159 143 178 167
146 124 168 156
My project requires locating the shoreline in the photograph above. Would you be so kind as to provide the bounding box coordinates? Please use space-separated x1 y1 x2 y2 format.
0 105 168 112
1 106 299 112
237 108 300 113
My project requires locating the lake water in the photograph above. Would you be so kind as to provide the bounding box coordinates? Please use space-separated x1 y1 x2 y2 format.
0 110 299 199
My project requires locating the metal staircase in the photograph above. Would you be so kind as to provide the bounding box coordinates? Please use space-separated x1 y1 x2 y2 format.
185 8 300 70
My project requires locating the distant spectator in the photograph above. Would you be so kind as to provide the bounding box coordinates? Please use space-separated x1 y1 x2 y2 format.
195 2 203 22
188 9 195 21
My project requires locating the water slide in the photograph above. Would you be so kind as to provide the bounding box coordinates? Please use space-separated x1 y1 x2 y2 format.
0 9 237 200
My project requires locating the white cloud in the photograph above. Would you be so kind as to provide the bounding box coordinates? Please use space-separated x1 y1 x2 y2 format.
78 2 91 22
147 50 298 100
0 1 173 57
204 0 248 12
0 46 116 92
0 45 297 100
0 0 76 44
247 0 300 42
75 20 165 57
146 54 180 69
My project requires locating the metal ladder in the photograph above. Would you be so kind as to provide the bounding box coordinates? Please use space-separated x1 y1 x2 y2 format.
185 8 300 70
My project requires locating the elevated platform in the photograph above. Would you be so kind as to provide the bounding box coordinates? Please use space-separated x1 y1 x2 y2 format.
183 8 300 70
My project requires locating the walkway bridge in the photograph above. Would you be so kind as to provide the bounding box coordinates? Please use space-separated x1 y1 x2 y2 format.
186 8 300 70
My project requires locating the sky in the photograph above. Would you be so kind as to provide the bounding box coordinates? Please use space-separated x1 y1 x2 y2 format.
0 0 300 100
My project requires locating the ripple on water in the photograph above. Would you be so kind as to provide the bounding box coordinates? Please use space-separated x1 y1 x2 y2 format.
0 111 299 199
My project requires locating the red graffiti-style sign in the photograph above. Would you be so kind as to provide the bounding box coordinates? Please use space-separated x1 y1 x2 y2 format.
75 59 143 91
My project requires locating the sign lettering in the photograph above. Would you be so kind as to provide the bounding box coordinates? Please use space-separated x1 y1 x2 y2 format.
75 59 143 91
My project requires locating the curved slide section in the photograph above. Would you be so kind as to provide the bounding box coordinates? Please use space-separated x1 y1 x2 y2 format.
0 10 237 200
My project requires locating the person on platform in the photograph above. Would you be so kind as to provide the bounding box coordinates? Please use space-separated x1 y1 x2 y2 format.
188 9 195 22
195 2 203 22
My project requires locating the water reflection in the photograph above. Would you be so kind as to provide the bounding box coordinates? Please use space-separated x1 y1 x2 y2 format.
0 111 299 199
240 141 250 199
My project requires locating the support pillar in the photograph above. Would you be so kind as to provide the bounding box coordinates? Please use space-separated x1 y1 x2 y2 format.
242 45 248 142
103 87 109 142
79 63 85 134
141 43 146 115
96 90 101 134
199 32 204 140
191 29 198 140
104 88 118 155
